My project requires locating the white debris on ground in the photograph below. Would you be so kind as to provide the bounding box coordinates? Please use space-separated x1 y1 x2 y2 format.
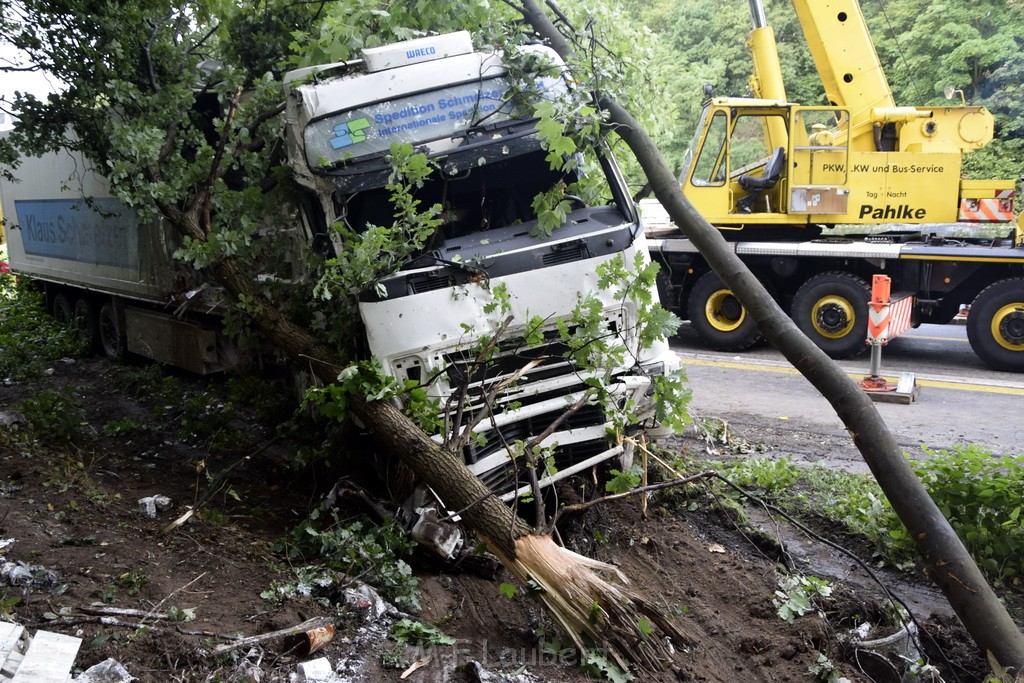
0 410 26 428
136 495 172 518
465 660 542 683
329 582 402 682
1 559 61 591
291 657 341 682
73 657 136 682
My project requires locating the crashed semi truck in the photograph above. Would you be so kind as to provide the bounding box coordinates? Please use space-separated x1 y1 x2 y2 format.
1 31 678 501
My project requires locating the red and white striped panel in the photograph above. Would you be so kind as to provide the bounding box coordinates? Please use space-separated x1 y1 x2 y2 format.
887 295 914 340
959 189 1015 222
866 294 914 345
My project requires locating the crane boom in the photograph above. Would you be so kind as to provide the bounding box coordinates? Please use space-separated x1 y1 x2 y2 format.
791 0 895 113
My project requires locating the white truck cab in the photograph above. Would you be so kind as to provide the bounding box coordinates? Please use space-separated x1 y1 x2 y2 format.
284 32 679 499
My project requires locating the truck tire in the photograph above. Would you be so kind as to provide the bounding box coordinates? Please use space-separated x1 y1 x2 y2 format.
52 293 74 325
73 297 100 352
967 278 1024 372
791 271 870 359
98 301 126 361
687 272 762 351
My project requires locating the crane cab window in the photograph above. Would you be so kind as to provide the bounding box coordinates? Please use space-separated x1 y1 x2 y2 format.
791 107 850 187
729 114 787 177
689 111 728 186
729 113 788 213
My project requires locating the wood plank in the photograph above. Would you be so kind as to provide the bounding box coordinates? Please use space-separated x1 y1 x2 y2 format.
11 631 81 683
1 651 25 679
0 622 26 675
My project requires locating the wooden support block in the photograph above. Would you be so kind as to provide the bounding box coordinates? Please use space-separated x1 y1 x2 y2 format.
866 373 919 404
11 630 81 683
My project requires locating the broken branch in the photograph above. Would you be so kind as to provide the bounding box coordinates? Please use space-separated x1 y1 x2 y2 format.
549 470 717 528
210 616 334 655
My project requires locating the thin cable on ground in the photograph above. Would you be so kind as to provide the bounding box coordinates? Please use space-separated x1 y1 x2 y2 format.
705 472 962 682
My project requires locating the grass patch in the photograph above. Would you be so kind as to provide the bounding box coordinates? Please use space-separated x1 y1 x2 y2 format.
13 386 85 442
0 278 86 381
668 446 1024 587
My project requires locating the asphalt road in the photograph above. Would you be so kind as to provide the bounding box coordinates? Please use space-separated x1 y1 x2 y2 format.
670 322 1024 464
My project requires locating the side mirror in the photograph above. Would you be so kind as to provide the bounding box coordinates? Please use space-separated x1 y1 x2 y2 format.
943 86 966 105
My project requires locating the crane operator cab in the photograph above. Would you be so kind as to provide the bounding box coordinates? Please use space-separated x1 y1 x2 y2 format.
678 97 853 232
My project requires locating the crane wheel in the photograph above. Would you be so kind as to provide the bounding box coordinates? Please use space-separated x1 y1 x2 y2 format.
967 278 1024 372
687 272 762 351
791 271 870 359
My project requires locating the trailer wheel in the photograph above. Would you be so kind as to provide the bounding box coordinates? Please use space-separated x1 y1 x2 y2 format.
687 272 762 351
791 271 870 359
73 297 100 352
52 293 74 325
967 278 1024 372
98 301 125 361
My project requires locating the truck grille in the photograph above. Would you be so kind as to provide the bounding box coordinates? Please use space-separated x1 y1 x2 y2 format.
461 402 607 465
407 273 452 294
439 315 627 496
477 440 609 496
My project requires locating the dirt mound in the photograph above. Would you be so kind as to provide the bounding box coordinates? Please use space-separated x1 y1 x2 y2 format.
0 358 986 681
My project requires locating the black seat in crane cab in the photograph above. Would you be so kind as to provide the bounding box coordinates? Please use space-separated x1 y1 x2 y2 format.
737 146 785 213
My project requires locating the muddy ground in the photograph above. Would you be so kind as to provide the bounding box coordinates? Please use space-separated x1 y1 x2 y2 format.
0 357 999 682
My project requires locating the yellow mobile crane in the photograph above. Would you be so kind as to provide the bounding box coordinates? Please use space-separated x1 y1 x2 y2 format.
648 0 1024 371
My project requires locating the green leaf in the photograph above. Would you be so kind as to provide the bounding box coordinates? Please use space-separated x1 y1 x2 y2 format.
390 618 456 646
606 466 643 494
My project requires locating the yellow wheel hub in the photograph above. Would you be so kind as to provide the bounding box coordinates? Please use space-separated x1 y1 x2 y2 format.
991 302 1024 351
811 295 855 339
705 289 745 333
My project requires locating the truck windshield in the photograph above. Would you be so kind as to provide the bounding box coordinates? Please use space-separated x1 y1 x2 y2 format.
335 145 585 241
304 74 563 170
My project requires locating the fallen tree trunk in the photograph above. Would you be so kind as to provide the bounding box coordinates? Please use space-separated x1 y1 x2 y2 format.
517 0 1024 671
347 393 691 672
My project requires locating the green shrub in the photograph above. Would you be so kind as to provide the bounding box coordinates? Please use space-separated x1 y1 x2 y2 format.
115 363 182 403
683 445 1024 585
908 445 1024 583
0 281 86 381
101 416 147 436
13 386 85 441
275 508 420 611
724 456 800 493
